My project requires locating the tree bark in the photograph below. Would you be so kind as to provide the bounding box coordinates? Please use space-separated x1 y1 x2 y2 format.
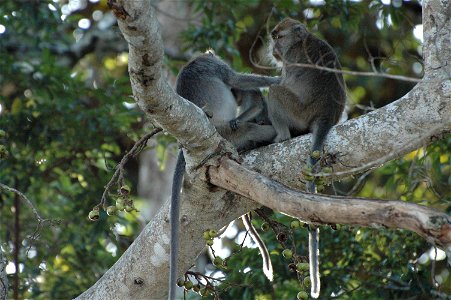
208 158 451 247
76 0 450 299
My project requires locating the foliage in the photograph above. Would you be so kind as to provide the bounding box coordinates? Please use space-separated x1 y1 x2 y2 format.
0 0 449 299
0 0 145 298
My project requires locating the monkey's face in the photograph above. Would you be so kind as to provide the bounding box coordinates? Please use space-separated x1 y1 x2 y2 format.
271 18 309 61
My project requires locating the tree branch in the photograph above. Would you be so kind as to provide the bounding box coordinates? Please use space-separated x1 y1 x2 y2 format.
208 157 451 248
107 0 227 171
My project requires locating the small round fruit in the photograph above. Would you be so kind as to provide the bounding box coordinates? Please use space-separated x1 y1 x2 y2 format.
213 257 223 267
193 284 200 293
290 220 301 229
88 210 100 221
297 291 309 300
176 278 184 287
200 288 210 296
303 276 311 287
304 174 314 181
192 284 201 292
203 230 211 240
106 205 117 216
184 281 193 290
322 167 333 173
0 145 8 159
120 185 131 195
206 239 214 246
311 150 321 159
124 205 134 212
302 165 313 175
316 185 325 192
282 249 293 259
315 178 325 186
276 232 288 242
261 222 270 231
209 229 217 237
115 199 125 211
296 262 310 272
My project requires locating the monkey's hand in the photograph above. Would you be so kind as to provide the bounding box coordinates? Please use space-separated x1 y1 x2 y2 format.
229 118 241 131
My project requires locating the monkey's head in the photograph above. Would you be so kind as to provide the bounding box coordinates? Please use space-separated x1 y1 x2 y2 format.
270 18 309 61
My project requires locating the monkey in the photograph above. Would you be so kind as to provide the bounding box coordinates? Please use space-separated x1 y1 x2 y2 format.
169 51 279 300
267 18 346 299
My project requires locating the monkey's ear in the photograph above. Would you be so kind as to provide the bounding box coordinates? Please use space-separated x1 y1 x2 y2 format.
293 24 308 37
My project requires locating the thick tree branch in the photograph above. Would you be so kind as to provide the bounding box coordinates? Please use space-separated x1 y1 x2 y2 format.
108 0 228 171
208 158 451 248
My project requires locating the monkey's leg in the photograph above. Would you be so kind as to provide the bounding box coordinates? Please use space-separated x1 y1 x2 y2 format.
226 73 280 90
267 86 293 142
222 123 276 152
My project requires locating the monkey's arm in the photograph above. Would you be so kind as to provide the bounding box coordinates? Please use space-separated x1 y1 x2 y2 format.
225 72 281 90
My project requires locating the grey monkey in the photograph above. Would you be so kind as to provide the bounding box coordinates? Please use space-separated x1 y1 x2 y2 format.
268 18 346 298
169 52 279 300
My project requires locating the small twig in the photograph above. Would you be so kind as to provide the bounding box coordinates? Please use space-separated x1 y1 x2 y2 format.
99 128 162 206
332 170 372 196
286 61 423 82
0 183 44 222
185 271 225 283
248 28 424 83
0 183 60 253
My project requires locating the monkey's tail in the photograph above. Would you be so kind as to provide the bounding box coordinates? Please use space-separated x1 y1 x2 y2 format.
309 226 320 299
169 151 186 300
307 153 320 298
242 213 274 282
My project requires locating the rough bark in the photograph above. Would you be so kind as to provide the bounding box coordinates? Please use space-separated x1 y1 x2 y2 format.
209 158 451 247
76 0 450 299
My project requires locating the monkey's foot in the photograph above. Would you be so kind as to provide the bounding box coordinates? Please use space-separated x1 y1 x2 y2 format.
229 119 240 131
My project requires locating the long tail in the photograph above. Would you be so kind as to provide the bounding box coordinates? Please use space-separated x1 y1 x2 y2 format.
306 179 320 298
242 213 274 281
305 122 329 299
169 152 186 300
308 226 320 298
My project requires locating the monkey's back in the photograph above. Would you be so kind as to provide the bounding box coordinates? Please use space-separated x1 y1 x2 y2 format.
176 54 238 125
284 34 346 127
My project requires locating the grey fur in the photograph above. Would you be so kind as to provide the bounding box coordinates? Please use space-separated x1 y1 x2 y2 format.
269 18 346 299
229 88 271 130
169 52 278 299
